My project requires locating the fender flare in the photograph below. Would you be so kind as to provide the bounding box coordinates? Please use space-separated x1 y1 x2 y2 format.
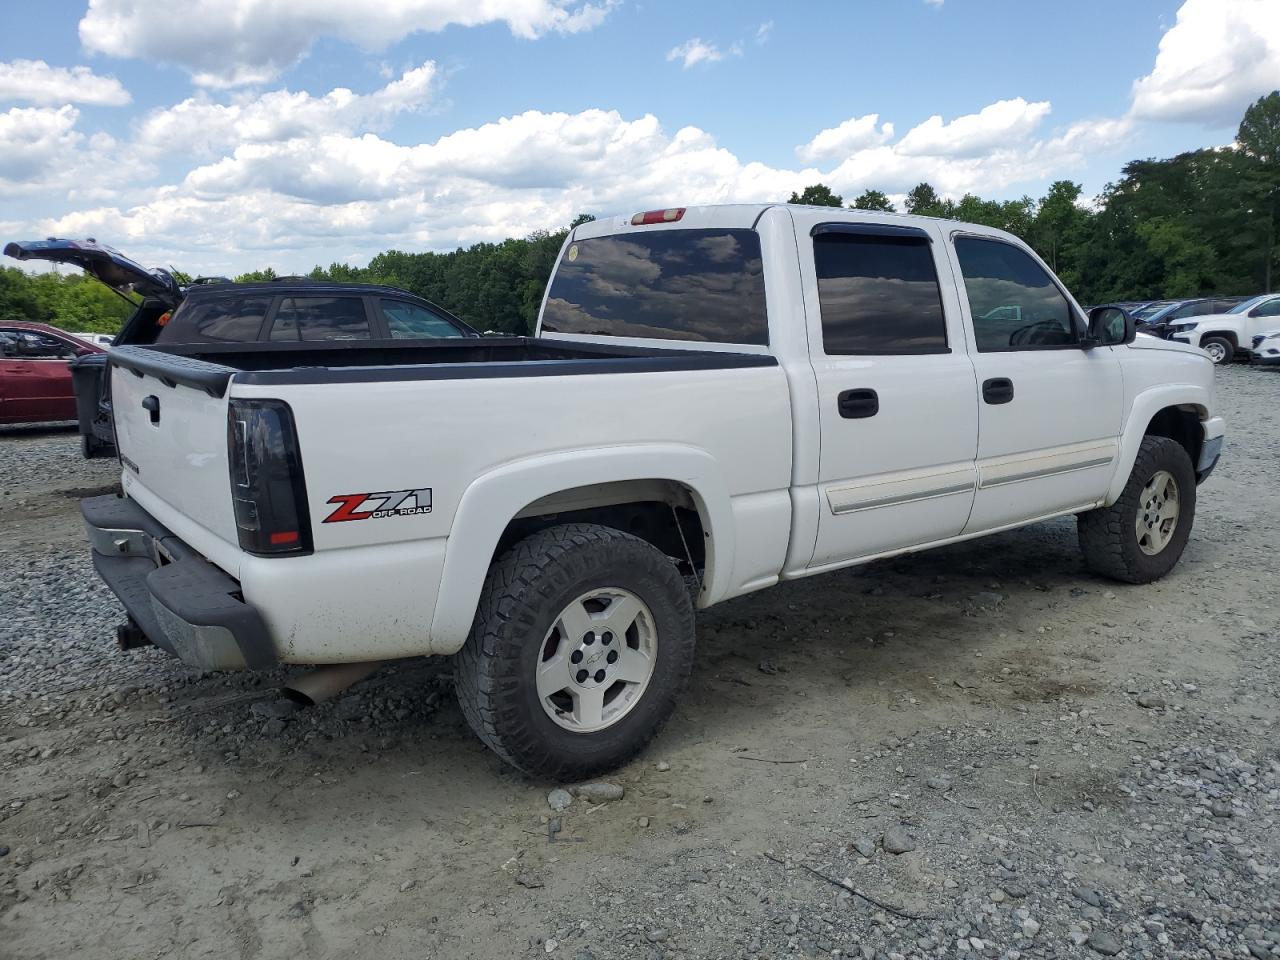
427 444 735 653
1105 384 1211 504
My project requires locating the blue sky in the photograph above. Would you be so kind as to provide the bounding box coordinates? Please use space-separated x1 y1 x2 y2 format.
1 0 1277 274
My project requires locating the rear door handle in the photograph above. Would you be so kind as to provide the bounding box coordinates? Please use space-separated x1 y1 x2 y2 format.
837 388 879 419
982 377 1014 405
141 394 160 424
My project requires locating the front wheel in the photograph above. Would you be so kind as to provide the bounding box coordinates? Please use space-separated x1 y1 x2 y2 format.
1200 336 1233 365
1077 436 1196 584
454 523 695 780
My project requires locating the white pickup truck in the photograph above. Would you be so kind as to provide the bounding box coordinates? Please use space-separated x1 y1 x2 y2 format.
84 204 1224 778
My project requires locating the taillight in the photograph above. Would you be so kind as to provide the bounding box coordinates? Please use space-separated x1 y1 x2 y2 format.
631 207 685 225
227 398 312 556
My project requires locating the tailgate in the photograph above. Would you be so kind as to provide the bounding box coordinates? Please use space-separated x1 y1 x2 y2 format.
110 359 239 551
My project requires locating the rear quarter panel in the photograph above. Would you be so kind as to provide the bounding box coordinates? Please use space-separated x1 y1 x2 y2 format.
230 362 794 659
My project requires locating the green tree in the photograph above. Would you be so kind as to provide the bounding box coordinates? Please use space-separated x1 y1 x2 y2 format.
1237 91 1280 290
1028 180 1090 278
903 182 949 217
788 183 844 207
851 189 895 212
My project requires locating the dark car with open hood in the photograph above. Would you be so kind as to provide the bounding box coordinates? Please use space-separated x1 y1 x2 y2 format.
4 238 480 457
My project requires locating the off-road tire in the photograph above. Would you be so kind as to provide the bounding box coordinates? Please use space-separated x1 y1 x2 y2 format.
454 523 695 780
1077 436 1196 584
1200 335 1233 365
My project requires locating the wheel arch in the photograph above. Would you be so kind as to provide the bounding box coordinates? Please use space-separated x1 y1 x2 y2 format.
1199 329 1239 348
1105 387 1210 505
427 445 734 653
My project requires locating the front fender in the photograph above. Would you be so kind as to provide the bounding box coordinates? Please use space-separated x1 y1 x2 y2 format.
427 444 734 654
1105 384 1212 505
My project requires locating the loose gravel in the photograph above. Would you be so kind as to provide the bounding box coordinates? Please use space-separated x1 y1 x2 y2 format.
1 366 1277 959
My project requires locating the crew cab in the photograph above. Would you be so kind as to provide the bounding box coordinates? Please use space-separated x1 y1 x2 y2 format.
1166 292 1280 363
2 238 479 457
80 204 1224 779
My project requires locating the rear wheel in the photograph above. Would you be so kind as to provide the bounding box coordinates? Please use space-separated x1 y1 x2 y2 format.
1200 335 1233 364
454 523 695 780
1077 436 1196 583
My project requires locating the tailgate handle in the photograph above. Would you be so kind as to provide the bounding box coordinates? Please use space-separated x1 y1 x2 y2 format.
141 394 160 424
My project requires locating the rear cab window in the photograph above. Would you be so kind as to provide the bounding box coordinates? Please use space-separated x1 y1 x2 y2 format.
541 228 768 344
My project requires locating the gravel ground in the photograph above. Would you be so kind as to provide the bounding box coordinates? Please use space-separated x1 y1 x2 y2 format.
1 366 1277 960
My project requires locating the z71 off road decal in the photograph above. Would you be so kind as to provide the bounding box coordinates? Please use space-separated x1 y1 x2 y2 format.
323 488 432 523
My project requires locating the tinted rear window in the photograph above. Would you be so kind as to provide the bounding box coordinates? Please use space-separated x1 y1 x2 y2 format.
158 295 271 343
541 229 767 344
269 296 370 341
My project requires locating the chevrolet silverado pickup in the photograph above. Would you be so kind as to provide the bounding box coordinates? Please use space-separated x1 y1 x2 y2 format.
82 204 1225 779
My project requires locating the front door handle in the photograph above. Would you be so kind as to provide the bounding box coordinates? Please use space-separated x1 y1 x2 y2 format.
982 377 1014 405
838 388 879 419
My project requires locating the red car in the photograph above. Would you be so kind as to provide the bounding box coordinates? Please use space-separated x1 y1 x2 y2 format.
0 321 104 424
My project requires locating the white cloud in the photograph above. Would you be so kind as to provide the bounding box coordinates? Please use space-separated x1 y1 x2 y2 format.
78 0 613 88
797 114 895 164
924 0 944 7
667 39 733 69
1130 0 1280 126
135 63 438 156
0 59 131 106
0 106 91 193
15 94 1141 276
755 21 774 44
895 98 1052 157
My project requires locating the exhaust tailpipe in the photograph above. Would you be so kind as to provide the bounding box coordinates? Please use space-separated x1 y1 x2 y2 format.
282 661 383 706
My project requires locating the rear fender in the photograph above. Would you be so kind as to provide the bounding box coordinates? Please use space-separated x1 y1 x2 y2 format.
427 444 734 654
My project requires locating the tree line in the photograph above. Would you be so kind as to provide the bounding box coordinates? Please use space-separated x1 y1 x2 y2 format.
3 93 1276 335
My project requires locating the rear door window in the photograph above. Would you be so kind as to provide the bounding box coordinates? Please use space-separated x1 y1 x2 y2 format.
269 297 371 341
380 300 463 338
157 295 272 343
814 231 948 354
541 229 767 344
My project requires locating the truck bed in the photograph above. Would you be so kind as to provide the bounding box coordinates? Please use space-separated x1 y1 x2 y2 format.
108 337 776 397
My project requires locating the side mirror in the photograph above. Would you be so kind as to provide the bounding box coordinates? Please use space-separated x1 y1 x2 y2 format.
1087 306 1135 347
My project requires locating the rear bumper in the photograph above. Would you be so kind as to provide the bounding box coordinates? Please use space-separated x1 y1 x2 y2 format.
82 494 274 671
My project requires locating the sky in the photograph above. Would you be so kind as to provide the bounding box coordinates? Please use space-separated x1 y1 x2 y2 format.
1 0 1278 277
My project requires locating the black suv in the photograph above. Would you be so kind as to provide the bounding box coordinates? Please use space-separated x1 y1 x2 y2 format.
4 239 478 456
